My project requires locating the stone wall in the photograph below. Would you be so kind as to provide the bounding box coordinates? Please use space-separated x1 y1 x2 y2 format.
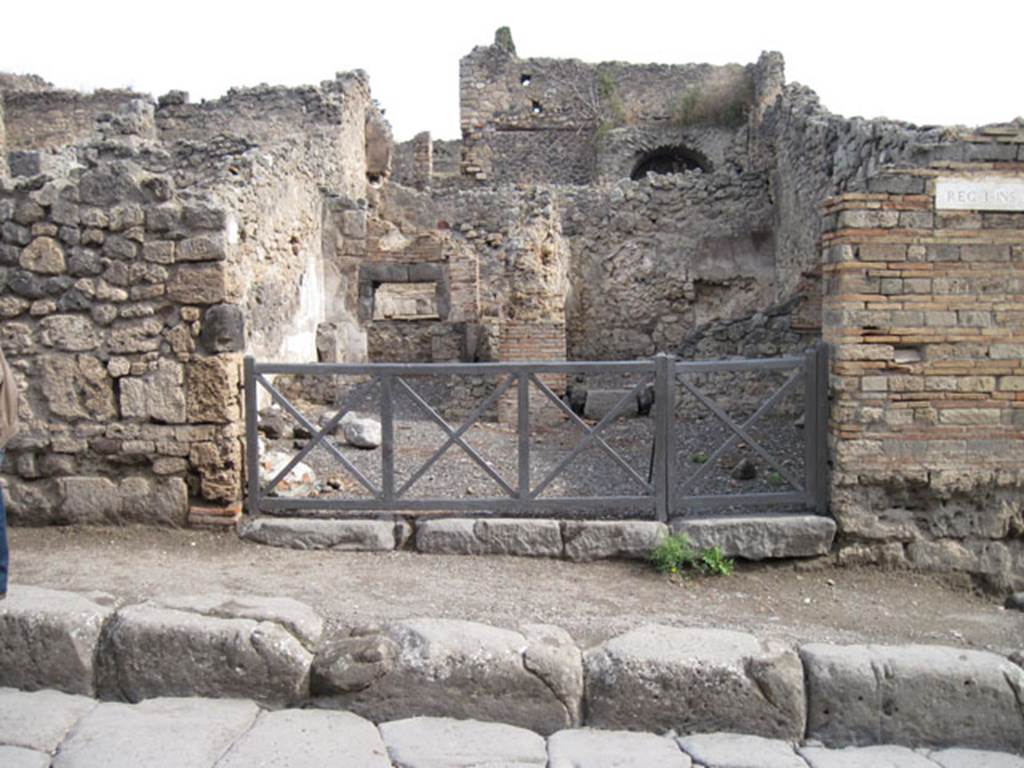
0 72 376 524
459 29 767 186
0 138 240 524
822 143 1024 590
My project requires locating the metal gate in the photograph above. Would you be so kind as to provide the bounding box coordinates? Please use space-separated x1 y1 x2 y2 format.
243 343 829 521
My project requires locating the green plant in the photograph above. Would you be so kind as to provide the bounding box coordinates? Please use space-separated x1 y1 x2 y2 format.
699 545 735 576
648 533 735 577
671 71 755 129
690 450 709 464
765 470 784 487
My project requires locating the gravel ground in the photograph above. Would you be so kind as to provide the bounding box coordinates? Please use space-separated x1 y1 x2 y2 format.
9 526 1023 655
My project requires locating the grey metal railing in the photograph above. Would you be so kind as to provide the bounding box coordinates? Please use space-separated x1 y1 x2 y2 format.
243 343 829 520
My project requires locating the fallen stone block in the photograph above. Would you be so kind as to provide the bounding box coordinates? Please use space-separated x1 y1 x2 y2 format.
416 518 563 557
379 717 548 768
671 515 837 560
0 688 96 752
562 521 667 561
217 709 390 768
239 516 407 551
926 748 1024 768
584 625 805 740
0 586 117 696
51 698 260 768
798 744 937 768
549 728 691 768
97 594 322 706
800 643 1024 752
312 618 582 735
0 746 50 768
341 412 382 449
677 732 807 768
584 389 641 421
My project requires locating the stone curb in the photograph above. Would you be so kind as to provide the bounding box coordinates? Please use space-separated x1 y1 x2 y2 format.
2 692 1023 768
243 514 837 562
1 587 1022 752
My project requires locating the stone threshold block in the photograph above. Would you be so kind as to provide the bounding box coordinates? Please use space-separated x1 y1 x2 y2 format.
0 586 117 696
51 698 260 768
416 518 563 557
562 521 667 561
0 745 50 768
312 619 582 735
672 515 837 560
379 717 548 768
97 594 324 707
239 516 410 551
800 643 1024 753
584 625 806 740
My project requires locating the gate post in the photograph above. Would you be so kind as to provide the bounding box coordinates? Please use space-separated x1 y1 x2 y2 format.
243 356 260 516
653 353 675 522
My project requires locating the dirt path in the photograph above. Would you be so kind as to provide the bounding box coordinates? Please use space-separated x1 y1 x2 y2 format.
9 525 1022 653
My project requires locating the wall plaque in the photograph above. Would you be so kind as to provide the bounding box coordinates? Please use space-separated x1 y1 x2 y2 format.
935 176 1024 211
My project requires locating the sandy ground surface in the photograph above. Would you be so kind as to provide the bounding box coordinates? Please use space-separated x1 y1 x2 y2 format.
8 525 1022 655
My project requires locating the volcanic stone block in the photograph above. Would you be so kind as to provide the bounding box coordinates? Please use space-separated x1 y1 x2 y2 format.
583 388 641 420
584 625 805 740
239 517 405 551
119 360 186 423
562 521 667 561
166 263 226 304
671 516 837 560
217 709 391 768
415 518 563 557
0 746 49 768
677 732 808 768
0 688 96 752
799 745 938 768
926 748 1024 768
379 717 548 768
0 586 117 695
20 237 66 274
186 355 240 423
52 698 260 768
800 643 1024 752
97 594 322 706
312 618 582 735
549 728 692 768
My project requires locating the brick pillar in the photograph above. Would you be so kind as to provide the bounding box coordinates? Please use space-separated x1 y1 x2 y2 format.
821 164 1024 587
496 320 567 424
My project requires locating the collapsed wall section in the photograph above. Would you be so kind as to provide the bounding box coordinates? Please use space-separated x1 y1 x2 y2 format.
821 132 1024 589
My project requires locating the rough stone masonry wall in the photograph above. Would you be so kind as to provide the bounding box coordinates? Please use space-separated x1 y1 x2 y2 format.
0 131 242 526
0 74 374 525
822 138 1024 590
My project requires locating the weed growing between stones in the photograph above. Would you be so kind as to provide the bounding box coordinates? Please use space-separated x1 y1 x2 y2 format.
648 533 735 577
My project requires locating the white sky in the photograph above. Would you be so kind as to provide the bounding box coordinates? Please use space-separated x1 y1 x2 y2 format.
2 1 1021 142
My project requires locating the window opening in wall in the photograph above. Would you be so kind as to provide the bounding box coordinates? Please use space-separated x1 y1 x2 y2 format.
531 100 543 114
520 74 532 86
372 282 439 320
631 145 711 180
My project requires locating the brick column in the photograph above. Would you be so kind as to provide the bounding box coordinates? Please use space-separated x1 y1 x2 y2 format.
496 320 567 424
822 166 1024 588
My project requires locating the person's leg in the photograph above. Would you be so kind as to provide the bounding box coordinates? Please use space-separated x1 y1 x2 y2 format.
0 451 7 597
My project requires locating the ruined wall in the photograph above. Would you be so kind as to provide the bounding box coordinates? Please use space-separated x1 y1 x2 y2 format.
0 134 243 526
459 30 763 185
564 170 775 359
2 89 141 153
822 141 1024 590
0 73 376 525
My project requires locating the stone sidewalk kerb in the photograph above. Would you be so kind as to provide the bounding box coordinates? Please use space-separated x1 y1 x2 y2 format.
1 584 1022 755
